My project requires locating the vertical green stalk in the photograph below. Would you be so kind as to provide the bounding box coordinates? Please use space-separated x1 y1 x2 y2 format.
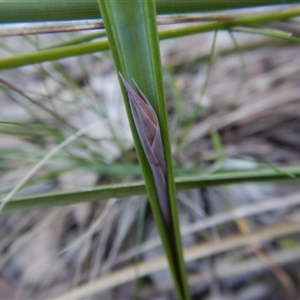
97 0 189 298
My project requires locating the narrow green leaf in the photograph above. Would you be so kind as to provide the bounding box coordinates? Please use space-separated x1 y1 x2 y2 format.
1 6 300 70
1 167 300 214
3 166 300 214
0 0 299 23
97 0 189 298
211 130 225 161
233 26 300 42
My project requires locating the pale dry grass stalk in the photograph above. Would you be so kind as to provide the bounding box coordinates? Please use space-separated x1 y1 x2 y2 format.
117 192 300 264
50 221 300 299
236 218 297 300
0 121 104 213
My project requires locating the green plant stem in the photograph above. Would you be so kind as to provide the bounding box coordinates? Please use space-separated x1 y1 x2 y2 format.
97 0 189 298
0 1 299 23
1 6 300 70
3 166 300 214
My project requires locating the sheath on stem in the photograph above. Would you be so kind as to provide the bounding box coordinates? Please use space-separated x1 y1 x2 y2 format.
119 73 171 227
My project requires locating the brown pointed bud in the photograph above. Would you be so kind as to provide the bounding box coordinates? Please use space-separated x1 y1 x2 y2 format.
119 72 170 226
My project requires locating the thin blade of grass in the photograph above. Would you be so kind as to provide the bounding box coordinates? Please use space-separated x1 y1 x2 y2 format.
3 165 300 214
0 1 299 23
1 6 300 70
96 0 189 298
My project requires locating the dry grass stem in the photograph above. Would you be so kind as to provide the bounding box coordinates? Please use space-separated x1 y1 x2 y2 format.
51 221 300 299
117 192 300 264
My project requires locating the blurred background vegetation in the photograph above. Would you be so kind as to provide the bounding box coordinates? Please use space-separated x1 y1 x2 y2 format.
1 2 300 299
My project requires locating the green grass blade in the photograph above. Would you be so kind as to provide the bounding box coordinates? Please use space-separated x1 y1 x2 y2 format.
4 165 300 212
0 40 108 70
1 6 300 70
211 130 225 161
97 0 189 298
0 0 299 23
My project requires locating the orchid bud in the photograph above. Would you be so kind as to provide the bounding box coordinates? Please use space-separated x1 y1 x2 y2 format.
119 73 171 227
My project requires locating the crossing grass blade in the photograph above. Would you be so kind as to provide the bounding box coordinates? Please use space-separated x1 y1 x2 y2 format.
3 165 300 215
1 6 300 70
0 0 299 23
